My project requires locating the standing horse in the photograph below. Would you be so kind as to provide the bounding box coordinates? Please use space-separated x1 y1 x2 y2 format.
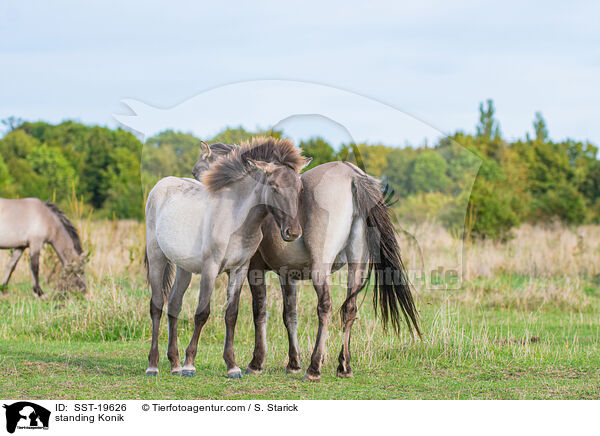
194 145 420 381
0 198 86 296
144 137 310 378
191 142 234 180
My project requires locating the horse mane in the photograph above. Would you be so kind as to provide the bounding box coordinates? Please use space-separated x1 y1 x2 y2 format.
191 142 235 180
202 137 305 192
44 201 83 254
209 142 236 155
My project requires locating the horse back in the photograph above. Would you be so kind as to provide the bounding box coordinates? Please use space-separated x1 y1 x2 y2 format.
0 198 56 248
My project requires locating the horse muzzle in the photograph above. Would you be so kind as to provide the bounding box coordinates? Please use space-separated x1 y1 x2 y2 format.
281 226 302 242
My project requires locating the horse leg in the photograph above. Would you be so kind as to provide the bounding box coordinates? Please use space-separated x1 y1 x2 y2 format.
182 263 218 377
223 265 248 378
29 244 44 297
166 267 192 375
337 262 364 378
246 257 268 374
304 264 332 382
281 276 301 373
145 252 170 376
1 248 24 292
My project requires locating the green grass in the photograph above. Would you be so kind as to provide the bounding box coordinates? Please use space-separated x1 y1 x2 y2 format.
1 273 599 399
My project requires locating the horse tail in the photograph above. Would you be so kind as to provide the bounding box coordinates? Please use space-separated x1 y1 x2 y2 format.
44 201 83 254
349 173 421 338
144 245 174 300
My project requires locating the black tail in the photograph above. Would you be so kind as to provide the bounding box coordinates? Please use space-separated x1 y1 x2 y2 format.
144 246 174 300
349 174 421 338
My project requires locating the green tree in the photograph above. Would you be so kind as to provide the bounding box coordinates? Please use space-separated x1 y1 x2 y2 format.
27 144 78 201
533 183 586 224
409 150 450 193
476 99 501 139
468 177 520 240
80 128 113 208
299 137 336 170
0 130 45 198
581 160 600 215
104 147 144 219
0 154 14 196
211 126 282 145
0 113 597 229
533 112 548 142
1 116 23 132
383 146 419 197
142 130 201 189
0 129 38 159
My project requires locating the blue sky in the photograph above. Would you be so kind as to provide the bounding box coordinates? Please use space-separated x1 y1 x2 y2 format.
1 1 599 147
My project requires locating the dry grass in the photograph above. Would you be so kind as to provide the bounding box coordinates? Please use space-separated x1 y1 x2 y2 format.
0 219 145 285
398 221 600 282
1 220 599 399
1 220 597 310
465 223 600 279
82 219 146 279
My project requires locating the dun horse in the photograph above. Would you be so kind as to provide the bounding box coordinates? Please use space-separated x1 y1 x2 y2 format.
144 137 310 378
0 198 86 296
194 143 420 381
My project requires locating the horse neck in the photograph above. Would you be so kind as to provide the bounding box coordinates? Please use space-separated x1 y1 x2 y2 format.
228 173 269 234
49 225 78 265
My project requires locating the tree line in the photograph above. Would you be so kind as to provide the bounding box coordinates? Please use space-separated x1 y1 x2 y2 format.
0 100 598 239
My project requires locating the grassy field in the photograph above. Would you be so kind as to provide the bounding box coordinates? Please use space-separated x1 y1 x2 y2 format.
0 220 599 399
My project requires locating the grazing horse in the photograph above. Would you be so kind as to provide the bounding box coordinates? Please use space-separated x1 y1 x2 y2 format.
194 144 420 381
0 198 86 296
144 137 310 378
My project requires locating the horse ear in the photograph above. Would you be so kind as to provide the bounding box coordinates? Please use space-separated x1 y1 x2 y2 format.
300 157 313 170
246 158 275 174
200 141 211 160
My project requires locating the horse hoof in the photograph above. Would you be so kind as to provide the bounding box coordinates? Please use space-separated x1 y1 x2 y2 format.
244 366 262 375
145 368 159 376
302 371 321 382
181 369 196 377
171 368 182 376
286 365 302 374
336 370 353 378
227 368 243 379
